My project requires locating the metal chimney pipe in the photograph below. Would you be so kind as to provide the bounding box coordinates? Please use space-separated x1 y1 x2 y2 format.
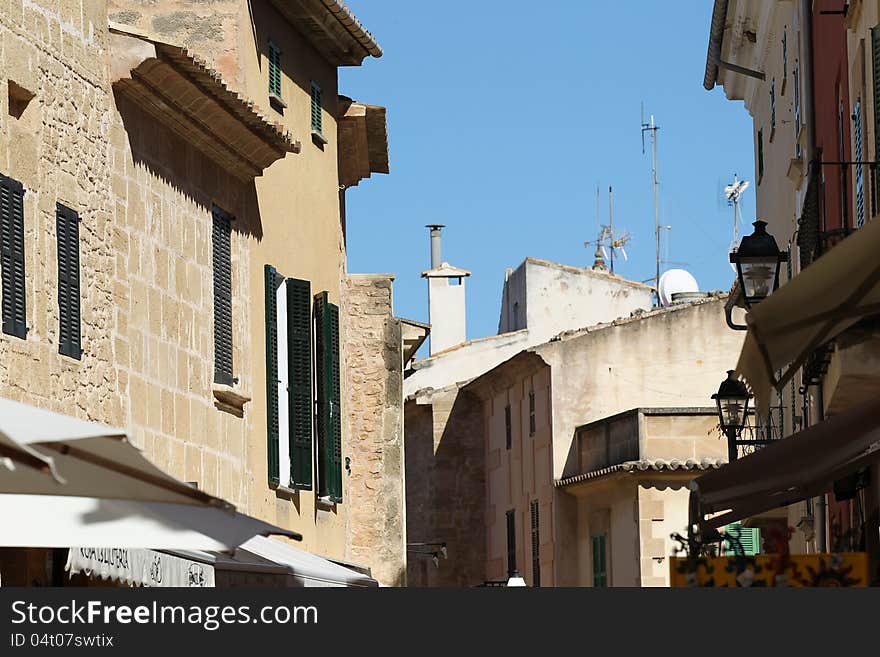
426 224 445 269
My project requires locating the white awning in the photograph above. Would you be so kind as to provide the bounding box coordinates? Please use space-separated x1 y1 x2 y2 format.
0 397 300 550
736 217 880 414
239 536 378 587
0 494 293 550
66 547 216 587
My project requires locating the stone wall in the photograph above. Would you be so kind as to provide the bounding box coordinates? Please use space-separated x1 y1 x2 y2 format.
405 387 486 586
0 1 122 426
109 89 256 507
344 273 406 586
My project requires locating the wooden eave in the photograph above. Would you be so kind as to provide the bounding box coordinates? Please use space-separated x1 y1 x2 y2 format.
110 26 301 182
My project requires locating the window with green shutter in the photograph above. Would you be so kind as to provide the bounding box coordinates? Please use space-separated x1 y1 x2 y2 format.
592 533 607 587
506 509 517 578
770 78 776 132
504 403 512 450
287 278 312 490
757 129 764 181
0 174 26 339
854 98 865 228
871 26 880 217
528 390 536 436
212 206 234 386
315 291 341 502
530 500 540 587
268 41 282 98
265 264 280 486
310 81 323 135
723 522 761 556
56 204 81 359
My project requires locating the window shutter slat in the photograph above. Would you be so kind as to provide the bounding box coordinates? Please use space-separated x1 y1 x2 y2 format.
56 204 81 359
872 26 880 217
1 175 26 339
530 500 540 587
310 82 322 134
315 291 342 501
287 277 312 490
506 509 516 577
268 42 282 97
212 207 234 385
265 264 280 486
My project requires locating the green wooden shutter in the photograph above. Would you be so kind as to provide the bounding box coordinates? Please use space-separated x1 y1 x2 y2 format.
854 98 865 228
310 82 323 134
530 500 540 587
265 264 280 486
268 42 282 98
0 174 26 339
287 278 312 490
315 291 341 501
723 521 761 556
528 390 536 436
757 129 764 180
56 204 81 359
212 206 234 385
506 509 516 577
592 533 607 587
872 26 880 217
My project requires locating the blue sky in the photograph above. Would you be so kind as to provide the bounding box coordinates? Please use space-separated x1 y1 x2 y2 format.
340 2 754 342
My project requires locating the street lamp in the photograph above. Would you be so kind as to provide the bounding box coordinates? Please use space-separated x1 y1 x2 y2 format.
506 570 527 587
712 370 751 463
729 220 787 307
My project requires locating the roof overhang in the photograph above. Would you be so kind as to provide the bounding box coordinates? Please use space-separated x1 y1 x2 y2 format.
109 24 300 182
400 318 430 366
269 0 382 66
556 458 724 496
338 96 389 188
702 0 769 100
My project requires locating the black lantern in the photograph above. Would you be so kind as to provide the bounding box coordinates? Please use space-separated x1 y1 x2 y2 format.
712 371 751 462
729 220 787 307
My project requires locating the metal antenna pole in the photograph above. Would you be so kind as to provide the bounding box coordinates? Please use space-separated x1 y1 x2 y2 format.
733 176 740 245
641 107 661 300
651 115 660 294
609 186 614 275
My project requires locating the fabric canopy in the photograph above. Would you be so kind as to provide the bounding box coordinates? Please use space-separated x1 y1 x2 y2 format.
67 546 217 587
690 398 880 528
239 536 378 587
735 216 880 414
0 397 223 508
0 397 300 549
0 494 296 550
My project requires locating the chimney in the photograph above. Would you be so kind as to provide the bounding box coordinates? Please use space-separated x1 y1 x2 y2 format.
421 225 470 355
426 224 445 269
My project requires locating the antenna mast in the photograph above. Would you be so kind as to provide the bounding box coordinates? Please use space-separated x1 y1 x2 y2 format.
641 105 661 300
724 173 750 249
609 186 615 274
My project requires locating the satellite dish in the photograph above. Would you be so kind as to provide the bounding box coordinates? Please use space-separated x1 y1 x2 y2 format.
658 269 699 307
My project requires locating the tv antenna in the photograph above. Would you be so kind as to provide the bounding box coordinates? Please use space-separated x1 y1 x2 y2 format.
724 173 750 247
641 104 661 300
585 186 631 274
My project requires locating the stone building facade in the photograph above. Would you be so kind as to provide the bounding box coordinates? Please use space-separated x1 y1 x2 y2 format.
0 0 405 583
408 296 745 586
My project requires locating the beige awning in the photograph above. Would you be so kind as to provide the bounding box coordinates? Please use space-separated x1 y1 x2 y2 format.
736 215 880 414
690 398 880 529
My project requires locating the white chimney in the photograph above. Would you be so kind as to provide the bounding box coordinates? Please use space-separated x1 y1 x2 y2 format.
422 225 470 355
